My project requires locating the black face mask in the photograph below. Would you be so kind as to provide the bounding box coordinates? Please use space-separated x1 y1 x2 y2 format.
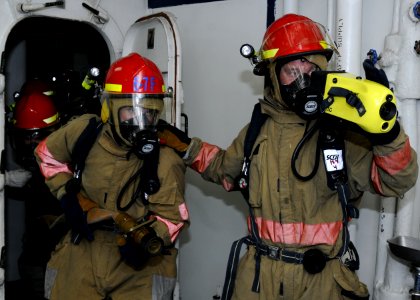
120 120 159 159
280 73 323 120
13 128 53 171
131 130 160 160
120 118 140 145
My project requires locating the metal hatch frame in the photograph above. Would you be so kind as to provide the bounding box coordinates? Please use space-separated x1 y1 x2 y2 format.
122 11 183 129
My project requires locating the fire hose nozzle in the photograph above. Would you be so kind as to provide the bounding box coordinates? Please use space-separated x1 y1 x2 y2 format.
114 213 163 256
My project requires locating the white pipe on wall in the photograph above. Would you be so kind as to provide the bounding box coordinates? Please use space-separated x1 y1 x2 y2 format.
335 0 362 74
373 196 397 298
393 3 420 100
378 0 401 86
283 0 298 15
327 0 336 40
335 1 387 296
335 0 363 241
326 0 336 70
375 0 420 298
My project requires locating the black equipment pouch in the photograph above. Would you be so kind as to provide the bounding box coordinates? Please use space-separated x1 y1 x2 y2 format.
302 248 328 274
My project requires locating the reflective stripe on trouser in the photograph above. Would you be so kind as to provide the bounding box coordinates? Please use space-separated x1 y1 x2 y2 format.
228 247 369 300
44 231 177 300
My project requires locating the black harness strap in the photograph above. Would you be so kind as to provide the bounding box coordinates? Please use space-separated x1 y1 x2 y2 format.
71 117 103 184
65 117 103 244
235 103 268 198
222 103 267 299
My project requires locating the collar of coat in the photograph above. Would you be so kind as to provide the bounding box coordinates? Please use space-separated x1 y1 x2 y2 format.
259 98 306 125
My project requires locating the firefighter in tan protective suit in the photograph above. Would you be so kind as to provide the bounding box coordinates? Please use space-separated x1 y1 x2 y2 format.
35 53 188 300
158 14 418 300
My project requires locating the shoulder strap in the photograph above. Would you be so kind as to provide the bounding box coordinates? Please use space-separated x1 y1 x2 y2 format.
243 103 268 159
235 103 268 200
71 117 103 181
222 103 268 299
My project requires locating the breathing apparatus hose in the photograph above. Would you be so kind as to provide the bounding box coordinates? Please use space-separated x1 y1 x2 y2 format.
291 120 321 181
116 146 161 211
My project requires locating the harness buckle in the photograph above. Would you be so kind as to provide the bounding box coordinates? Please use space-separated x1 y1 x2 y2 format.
267 245 281 260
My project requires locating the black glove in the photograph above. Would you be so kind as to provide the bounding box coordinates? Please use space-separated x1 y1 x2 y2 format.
367 120 400 145
118 235 147 270
157 120 191 157
362 53 400 144
363 59 389 88
60 179 93 244
115 213 163 269
117 230 163 270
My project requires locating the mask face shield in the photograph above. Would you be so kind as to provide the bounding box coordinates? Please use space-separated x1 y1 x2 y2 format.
102 92 167 145
277 57 324 119
278 57 321 87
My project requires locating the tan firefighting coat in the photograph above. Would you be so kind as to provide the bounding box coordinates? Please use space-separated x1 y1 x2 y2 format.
34 114 188 300
184 69 418 298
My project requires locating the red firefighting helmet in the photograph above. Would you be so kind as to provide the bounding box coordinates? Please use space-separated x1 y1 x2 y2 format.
259 14 336 64
20 78 54 97
104 52 166 95
101 53 170 145
14 91 59 129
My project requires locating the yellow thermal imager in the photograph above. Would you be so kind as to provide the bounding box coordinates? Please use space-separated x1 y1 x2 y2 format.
318 72 397 134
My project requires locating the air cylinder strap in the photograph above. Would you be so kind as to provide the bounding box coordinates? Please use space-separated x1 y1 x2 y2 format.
319 127 359 261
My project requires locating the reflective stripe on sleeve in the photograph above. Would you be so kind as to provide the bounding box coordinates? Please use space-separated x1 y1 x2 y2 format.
179 202 189 221
373 139 412 175
190 142 220 173
371 139 412 194
155 215 185 243
35 139 73 178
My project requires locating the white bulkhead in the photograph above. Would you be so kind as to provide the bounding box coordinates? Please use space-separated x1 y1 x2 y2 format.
0 1 419 300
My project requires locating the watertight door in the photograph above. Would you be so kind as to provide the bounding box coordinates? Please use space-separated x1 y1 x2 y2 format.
122 12 183 129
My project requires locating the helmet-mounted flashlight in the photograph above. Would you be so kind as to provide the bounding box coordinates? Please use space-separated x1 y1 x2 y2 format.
240 44 267 76
240 44 260 65
240 44 254 58
166 86 174 98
